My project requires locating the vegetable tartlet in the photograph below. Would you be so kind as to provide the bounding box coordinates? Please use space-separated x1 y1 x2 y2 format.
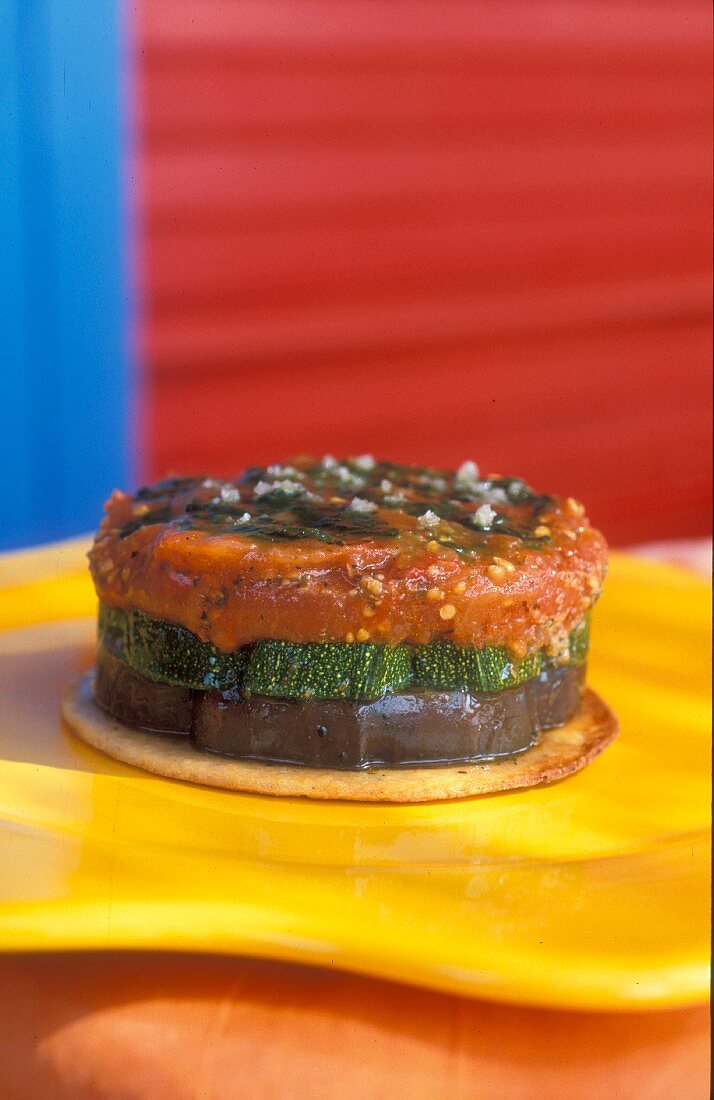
63 457 617 801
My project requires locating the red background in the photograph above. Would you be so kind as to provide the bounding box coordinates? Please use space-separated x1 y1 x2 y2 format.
136 1 713 546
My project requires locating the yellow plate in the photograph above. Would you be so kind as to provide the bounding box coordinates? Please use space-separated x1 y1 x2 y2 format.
0 546 710 1009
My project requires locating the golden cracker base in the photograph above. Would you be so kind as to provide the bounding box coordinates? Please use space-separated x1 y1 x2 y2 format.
62 673 617 803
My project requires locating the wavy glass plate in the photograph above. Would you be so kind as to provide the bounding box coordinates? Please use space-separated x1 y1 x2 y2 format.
0 549 710 1009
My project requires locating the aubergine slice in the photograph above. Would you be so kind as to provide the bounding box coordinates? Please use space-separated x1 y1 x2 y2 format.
94 648 194 734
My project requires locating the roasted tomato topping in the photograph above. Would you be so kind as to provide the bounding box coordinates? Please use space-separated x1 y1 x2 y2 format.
89 458 606 654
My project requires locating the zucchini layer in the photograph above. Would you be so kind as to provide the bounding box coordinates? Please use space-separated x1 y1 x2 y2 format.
99 604 589 701
243 640 412 700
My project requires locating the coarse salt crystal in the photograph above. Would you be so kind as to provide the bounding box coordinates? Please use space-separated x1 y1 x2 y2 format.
349 497 378 513
455 460 480 484
472 503 496 528
253 479 304 498
417 510 441 528
352 454 376 471
218 485 241 503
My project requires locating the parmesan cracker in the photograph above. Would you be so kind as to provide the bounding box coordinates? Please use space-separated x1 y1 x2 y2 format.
62 673 617 803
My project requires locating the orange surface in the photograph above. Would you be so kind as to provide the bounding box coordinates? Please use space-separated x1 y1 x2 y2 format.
0 955 709 1099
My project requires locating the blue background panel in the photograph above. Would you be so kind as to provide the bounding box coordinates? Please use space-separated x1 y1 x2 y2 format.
0 2 136 550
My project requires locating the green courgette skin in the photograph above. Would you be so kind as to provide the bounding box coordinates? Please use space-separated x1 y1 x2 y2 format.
569 617 590 665
99 604 246 690
243 640 412 700
98 604 589 701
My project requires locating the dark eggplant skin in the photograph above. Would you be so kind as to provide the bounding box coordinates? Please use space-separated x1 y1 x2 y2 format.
94 645 585 771
94 647 195 734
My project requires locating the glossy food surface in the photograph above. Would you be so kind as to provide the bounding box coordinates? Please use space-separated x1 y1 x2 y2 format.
89 459 607 652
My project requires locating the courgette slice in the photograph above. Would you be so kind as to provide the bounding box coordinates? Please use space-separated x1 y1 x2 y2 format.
243 640 412 701
411 640 542 692
98 604 588 699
